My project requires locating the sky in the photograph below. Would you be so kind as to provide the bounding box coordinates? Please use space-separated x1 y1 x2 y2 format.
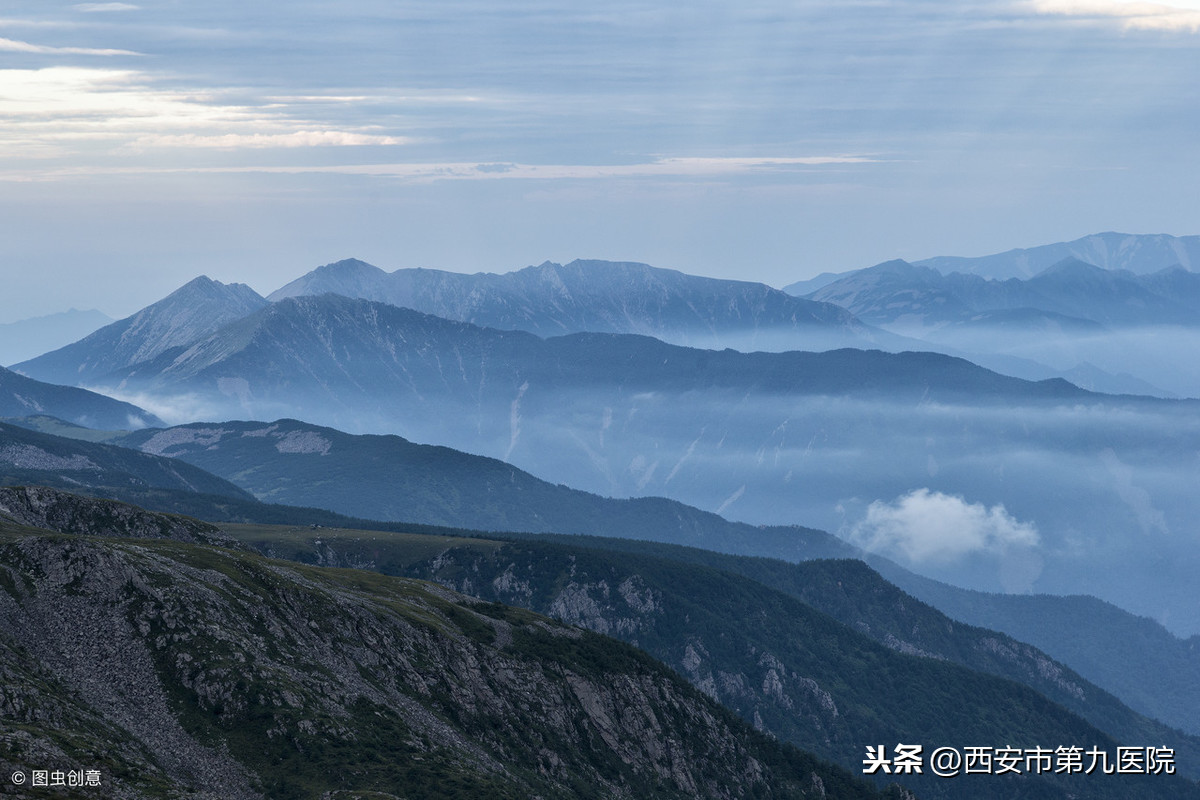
2 0 1199 322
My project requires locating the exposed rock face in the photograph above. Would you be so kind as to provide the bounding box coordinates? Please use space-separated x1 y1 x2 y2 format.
408 547 848 762
0 485 239 548
975 636 1086 701
0 526 889 799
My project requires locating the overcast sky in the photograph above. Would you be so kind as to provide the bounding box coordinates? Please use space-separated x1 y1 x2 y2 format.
2 0 1199 321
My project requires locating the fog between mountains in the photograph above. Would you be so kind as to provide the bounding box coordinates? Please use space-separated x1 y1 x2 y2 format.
100 371 1200 634
915 324 1200 400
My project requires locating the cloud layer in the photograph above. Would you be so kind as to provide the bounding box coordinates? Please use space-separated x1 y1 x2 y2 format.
1030 0 1200 31
0 67 413 162
0 36 139 55
2 0 1199 322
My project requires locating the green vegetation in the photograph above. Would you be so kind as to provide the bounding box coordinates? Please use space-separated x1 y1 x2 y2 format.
1 517 903 799
109 418 855 564
220 524 1200 800
7 486 1200 799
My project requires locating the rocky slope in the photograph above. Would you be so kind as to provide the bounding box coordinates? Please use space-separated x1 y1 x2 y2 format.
0 513 903 799
253 528 1199 800
15 276 267 387
0 485 239 548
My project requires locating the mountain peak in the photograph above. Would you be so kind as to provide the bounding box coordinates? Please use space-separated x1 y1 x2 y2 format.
268 258 389 301
315 257 385 275
873 258 916 270
842 259 941 287
15 275 268 386
1032 256 1108 280
864 258 923 276
166 275 262 303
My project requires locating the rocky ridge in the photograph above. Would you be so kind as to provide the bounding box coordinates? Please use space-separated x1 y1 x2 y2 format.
0 486 239 548
0 510 899 799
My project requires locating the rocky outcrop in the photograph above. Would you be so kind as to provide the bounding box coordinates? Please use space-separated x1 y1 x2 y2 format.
0 485 239 548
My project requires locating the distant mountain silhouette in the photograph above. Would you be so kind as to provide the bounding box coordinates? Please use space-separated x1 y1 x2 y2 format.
0 308 112 367
805 256 1200 328
914 231 1200 279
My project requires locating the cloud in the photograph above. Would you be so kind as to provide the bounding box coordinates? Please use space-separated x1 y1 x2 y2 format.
0 153 880 182
133 131 410 148
73 3 139 11
1028 0 1200 31
848 488 1039 564
265 155 880 181
87 387 231 427
1098 448 1169 536
0 67 412 163
0 36 140 55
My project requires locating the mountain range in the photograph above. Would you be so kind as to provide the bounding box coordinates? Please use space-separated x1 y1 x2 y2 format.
783 232 1200 289
14 260 902 393
804 257 1200 329
912 231 1200 280
783 235 1200 398
16 252 1168 401
268 257 898 352
13 283 1200 631
15 410 1200 742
